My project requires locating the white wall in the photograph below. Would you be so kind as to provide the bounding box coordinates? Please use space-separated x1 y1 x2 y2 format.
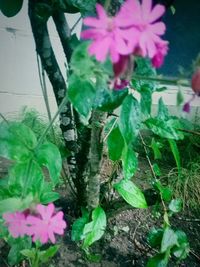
0 2 199 122
0 1 82 119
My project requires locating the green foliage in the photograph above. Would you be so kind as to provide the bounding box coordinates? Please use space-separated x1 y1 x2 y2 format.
7 236 32 266
67 0 97 14
82 207 106 249
119 95 141 144
107 125 124 161
35 142 62 186
114 179 147 208
0 195 33 214
147 228 163 248
168 139 181 174
0 0 23 17
72 209 90 241
121 145 138 179
169 199 182 213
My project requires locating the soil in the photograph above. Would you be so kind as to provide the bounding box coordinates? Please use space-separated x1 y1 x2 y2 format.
0 157 200 267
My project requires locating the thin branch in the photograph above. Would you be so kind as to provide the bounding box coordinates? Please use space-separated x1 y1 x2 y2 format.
103 117 118 142
71 16 82 33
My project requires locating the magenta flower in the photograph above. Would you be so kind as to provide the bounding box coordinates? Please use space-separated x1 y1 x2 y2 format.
151 40 168 68
81 4 136 63
3 211 28 238
191 68 200 95
26 203 66 244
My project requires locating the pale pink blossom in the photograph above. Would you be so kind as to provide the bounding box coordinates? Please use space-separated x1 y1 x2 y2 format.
3 211 28 238
26 203 66 244
116 0 168 61
81 4 137 63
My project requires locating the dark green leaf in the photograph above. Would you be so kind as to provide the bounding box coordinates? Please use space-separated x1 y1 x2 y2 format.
147 253 168 267
168 139 181 174
0 121 37 162
94 81 128 112
153 180 172 202
68 74 96 119
157 98 169 120
177 89 184 106
140 86 152 116
72 209 90 241
119 95 141 144
114 179 147 208
161 228 178 253
82 207 106 248
122 145 138 179
151 138 162 160
153 163 161 177
35 142 62 186
147 228 163 248
69 0 96 13
145 118 184 140
169 199 182 213
107 125 124 161
0 0 23 17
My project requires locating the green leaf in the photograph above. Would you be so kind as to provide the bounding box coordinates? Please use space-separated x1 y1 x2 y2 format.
154 180 172 202
69 0 96 13
140 85 152 116
107 125 124 161
8 237 32 265
0 194 33 214
0 121 37 162
40 245 60 263
169 199 182 213
147 253 168 267
114 179 147 208
122 145 138 179
21 249 36 260
157 98 169 120
147 228 163 248
72 209 90 241
68 74 96 119
161 228 178 253
8 160 43 196
82 207 106 249
0 0 23 17
151 138 162 160
145 118 184 140
35 142 62 186
172 230 190 260
177 89 184 106
168 139 181 174
153 163 161 177
40 191 60 204
94 81 128 112
119 95 141 144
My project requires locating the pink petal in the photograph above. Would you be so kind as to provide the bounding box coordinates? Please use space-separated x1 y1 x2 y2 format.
110 43 120 63
48 229 56 243
114 33 130 55
81 29 104 40
146 37 156 58
148 4 165 23
141 0 152 21
150 22 166 35
96 4 107 21
88 37 111 62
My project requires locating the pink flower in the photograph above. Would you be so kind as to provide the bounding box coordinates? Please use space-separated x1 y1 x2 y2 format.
26 203 66 244
151 40 168 68
115 0 168 60
114 79 129 90
3 211 28 238
81 4 136 63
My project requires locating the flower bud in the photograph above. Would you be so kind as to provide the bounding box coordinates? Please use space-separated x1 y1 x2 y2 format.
191 68 200 95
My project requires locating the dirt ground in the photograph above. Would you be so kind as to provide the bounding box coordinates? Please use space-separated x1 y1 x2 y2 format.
0 157 200 267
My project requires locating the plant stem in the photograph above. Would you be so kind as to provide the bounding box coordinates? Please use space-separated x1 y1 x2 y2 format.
133 74 190 87
104 0 112 11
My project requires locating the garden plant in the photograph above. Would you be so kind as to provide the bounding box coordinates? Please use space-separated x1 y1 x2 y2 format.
0 0 199 266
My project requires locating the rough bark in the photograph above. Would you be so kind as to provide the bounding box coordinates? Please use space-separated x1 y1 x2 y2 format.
87 110 107 210
28 0 78 183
